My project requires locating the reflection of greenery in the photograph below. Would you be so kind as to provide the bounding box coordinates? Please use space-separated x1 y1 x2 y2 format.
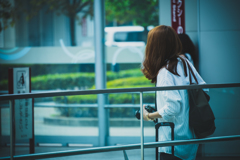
105 0 158 27
54 88 154 104
54 95 97 104
107 77 153 88
53 76 154 104
57 107 98 118
0 80 7 90
54 92 155 118
0 0 93 46
31 72 95 90
50 69 154 118
56 106 146 118
105 0 159 42
0 69 145 90
53 75 155 118
0 68 155 118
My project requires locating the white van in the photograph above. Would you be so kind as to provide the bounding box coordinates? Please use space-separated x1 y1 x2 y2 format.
105 26 153 47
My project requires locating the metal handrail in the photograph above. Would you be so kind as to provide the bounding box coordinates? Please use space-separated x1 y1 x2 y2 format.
0 102 155 108
0 83 240 100
0 135 240 160
1 83 240 160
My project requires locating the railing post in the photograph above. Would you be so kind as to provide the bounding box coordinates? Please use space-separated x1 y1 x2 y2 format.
9 99 14 160
140 92 144 160
0 104 1 144
94 0 108 146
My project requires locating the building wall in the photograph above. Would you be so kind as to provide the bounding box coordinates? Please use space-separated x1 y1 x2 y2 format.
159 0 240 157
159 0 240 84
198 0 240 156
199 0 240 84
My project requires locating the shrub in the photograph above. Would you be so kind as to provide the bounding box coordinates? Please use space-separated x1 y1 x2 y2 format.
31 73 96 90
0 80 8 90
53 76 155 117
0 68 155 117
106 69 144 81
53 76 154 105
0 68 145 90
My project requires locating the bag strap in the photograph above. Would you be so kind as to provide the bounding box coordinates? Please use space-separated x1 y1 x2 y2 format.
155 83 158 160
186 60 198 84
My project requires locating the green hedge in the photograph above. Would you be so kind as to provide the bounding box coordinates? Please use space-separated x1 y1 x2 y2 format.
107 76 153 88
56 107 143 118
106 69 144 81
0 69 145 90
0 69 155 118
31 72 95 90
52 76 155 118
55 90 155 118
0 80 8 90
54 76 154 104
54 88 154 104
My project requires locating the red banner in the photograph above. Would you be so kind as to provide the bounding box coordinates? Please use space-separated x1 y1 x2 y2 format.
171 0 185 34
82 18 87 37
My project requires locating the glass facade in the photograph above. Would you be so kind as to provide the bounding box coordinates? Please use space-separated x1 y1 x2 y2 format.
0 0 159 158
1 0 240 159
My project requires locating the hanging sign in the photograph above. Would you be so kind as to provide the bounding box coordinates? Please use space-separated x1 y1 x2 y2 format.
12 68 32 140
171 0 185 34
82 18 87 37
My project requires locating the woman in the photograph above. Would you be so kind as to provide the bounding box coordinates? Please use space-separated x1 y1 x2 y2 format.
141 25 206 160
178 33 197 68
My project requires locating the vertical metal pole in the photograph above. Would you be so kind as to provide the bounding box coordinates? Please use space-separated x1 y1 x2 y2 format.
0 106 1 142
29 98 35 154
94 0 108 146
29 68 35 154
197 0 201 72
158 0 161 25
155 91 158 160
197 0 200 47
9 100 14 160
140 92 144 160
197 1 204 157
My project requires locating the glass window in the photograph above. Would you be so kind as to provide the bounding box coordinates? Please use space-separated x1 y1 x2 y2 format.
114 31 143 42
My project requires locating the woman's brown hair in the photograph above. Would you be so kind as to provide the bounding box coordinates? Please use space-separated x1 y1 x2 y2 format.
141 25 183 83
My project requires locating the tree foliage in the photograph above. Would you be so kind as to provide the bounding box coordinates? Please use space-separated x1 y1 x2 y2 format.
28 0 94 46
1 0 159 44
105 0 159 27
27 0 93 21
0 0 93 46
0 0 23 32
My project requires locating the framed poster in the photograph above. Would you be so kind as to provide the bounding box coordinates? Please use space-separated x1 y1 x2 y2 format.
12 68 32 140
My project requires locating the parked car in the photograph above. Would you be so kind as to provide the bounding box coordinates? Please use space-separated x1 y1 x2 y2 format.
105 26 153 47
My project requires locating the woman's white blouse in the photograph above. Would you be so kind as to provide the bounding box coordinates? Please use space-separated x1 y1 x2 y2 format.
156 58 207 160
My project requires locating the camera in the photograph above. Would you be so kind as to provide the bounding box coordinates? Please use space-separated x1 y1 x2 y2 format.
135 105 156 120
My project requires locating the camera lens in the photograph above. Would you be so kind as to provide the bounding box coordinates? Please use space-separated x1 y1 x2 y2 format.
135 110 140 120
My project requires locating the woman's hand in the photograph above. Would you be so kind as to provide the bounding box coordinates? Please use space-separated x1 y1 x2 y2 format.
143 105 162 121
143 105 152 121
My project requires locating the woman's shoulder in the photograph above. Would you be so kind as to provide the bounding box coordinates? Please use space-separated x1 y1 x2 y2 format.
157 66 176 86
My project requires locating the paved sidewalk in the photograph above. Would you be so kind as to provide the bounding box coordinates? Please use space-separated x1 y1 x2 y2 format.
0 147 154 160
2 107 155 136
1 146 240 160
